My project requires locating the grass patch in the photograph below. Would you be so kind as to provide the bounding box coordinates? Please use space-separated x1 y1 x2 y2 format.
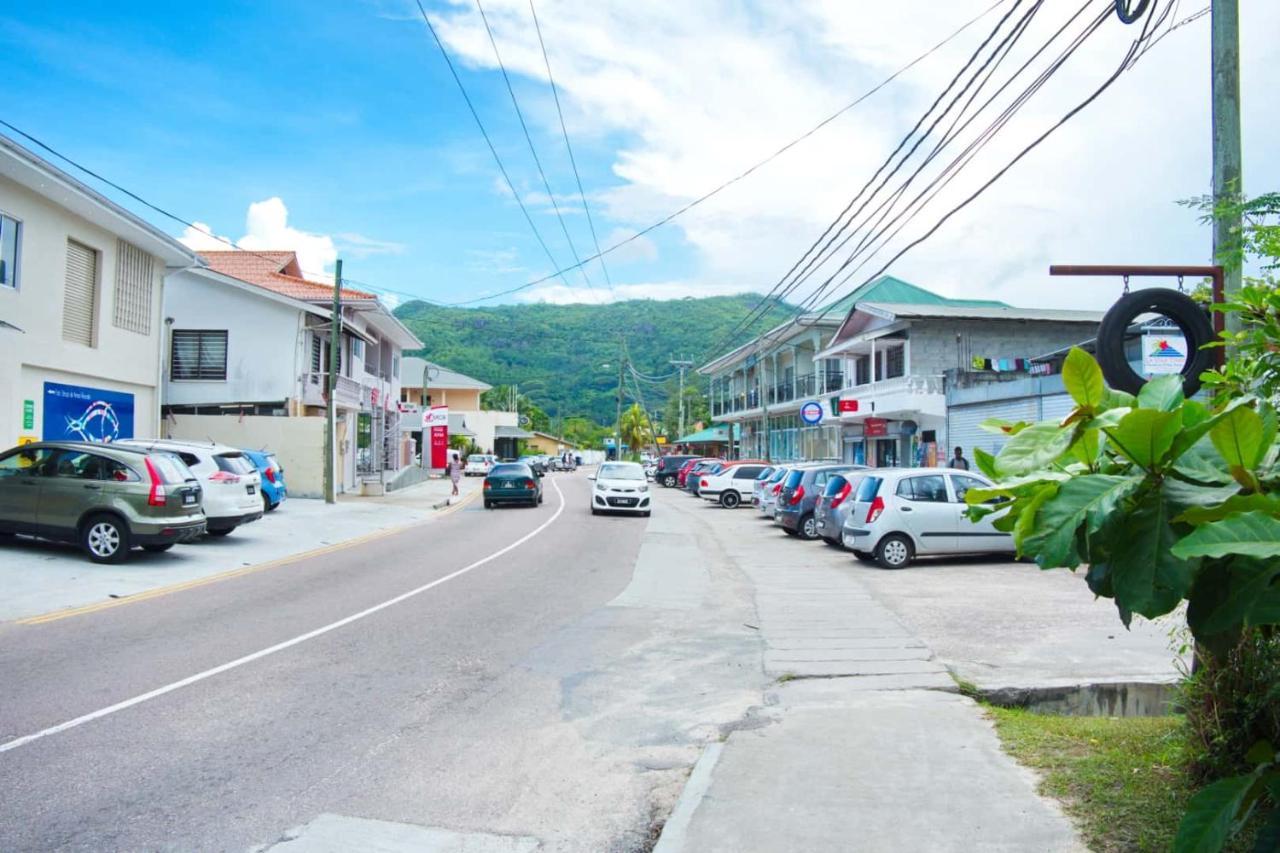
988 709 1192 853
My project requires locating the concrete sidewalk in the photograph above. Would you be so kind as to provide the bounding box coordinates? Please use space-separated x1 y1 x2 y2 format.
653 498 1091 852
0 475 480 622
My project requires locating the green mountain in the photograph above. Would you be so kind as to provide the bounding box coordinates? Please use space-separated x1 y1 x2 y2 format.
394 294 795 426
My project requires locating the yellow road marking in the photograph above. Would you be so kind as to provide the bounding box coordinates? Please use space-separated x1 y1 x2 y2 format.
17 488 482 626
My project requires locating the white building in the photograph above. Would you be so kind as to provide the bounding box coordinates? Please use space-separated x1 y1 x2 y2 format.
161 251 422 496
398 357 518 457
0 133 198 448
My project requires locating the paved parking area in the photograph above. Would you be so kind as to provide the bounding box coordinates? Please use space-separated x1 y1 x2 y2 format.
0 476 480 623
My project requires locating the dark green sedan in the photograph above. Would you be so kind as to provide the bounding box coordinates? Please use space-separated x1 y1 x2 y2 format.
483 462 543 509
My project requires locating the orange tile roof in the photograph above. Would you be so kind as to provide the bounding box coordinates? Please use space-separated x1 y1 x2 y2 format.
198 250 375 302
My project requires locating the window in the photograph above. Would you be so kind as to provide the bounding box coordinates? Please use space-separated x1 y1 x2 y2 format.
885 345 906 379
0 447 53 477
311 336 323 373
897 475 948 503
63 239 99 346
855 476 882 502
735 466 764 479
0 213 20 289
854 356 870 385
171 330 228 380
392 355 400 379
113 239 155 334
352 338 364 360
950 475 989 503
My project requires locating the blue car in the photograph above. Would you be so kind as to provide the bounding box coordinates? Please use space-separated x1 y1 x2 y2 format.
242 449 287 512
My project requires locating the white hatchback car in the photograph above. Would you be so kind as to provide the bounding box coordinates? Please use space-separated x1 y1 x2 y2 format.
117 439 263 536
700 463 770 508
840 469 1013 569
589 461 651 516
465 454 495 476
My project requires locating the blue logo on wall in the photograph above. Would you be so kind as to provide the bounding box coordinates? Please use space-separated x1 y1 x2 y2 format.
800 400 824 425
42 382 135 443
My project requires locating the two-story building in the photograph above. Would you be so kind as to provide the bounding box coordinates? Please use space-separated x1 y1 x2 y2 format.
398 357 520 457
700 275 1103 466
0 133 198 448
161 250 422 496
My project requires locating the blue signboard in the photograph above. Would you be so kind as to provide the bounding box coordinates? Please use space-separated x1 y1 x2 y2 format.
42 382 135 443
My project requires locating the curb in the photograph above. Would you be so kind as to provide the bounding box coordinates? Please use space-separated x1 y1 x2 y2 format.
652 742 724 853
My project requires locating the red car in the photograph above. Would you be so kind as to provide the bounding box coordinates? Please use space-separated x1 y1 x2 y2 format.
677 457 716 487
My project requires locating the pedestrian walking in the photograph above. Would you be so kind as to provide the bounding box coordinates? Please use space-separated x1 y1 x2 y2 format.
447 451 463 496
950 446 970 471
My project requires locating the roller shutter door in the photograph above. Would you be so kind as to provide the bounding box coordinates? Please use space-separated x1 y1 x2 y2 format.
63 240 98 346
947 397 1039 458
1040 393 1075 424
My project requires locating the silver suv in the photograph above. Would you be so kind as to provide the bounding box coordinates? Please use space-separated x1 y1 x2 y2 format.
840 469 1014 569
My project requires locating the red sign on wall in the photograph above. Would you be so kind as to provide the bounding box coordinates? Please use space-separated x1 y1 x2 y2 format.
837 399 859 413
864 417 889 437
423 405 450 468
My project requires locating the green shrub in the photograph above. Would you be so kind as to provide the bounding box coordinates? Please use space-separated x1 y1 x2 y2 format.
1181 628 1280 782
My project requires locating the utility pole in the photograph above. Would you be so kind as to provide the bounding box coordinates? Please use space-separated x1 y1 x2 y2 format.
1212 0 1242 335
323 259 343 504
615 339 624 460
669 357 693 439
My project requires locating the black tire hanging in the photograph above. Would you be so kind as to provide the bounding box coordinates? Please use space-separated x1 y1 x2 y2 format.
1095 288 1215 397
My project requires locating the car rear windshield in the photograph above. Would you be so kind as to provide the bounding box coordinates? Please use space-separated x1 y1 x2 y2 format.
468 455 488 463
768 468 789 483
756 467 774 480
823 474 849 497
215 453 255 474
490 464 530 477
855 476 883 502
599 464 644 480
783 469 804 489
150 452 194 483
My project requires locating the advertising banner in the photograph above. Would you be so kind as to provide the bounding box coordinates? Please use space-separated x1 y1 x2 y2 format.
1142 332 1187 375
864 417 888 437
42 382 135 443
423 405 449 468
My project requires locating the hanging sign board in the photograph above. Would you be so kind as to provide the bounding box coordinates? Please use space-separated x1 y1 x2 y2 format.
799 400 824 425
423 405 450 468
864 417 889 437
1141 331 1188 375
837 398 860 414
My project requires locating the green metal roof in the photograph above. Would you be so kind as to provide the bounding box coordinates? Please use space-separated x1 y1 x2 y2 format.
812 275 1008 316
676 424 731 444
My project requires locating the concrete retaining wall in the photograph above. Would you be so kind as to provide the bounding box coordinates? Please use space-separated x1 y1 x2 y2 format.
164 414 327 498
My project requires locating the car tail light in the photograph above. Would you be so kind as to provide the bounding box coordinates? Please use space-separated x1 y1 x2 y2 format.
209 471 241 485
788 485 805 506
264 467 277 484
144 458 167 507
772 482 783 495
866 495 885 523
830 482 852 509
524 479 536 489
700 478 709 488
484 480 492 490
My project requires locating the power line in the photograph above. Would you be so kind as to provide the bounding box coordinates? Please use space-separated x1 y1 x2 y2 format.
412 0 574 289
443 0 1013 306
528 0 615 297
474 0 595 294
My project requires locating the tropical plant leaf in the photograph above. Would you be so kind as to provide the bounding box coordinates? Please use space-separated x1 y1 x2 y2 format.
1171 511 1280 560
1172 773 1255 853
1103 388 1137 410
978 418 1029 435
1020 475 1142 567
1084 407 1131 432
1162 478 1244 514
1252 801 1280 853
1063 347 1106 409
994 422 1076 478
1138 373 1186 411
973 447 1000 480
1109 492 1196 617
1175 493 1280 524
1173 443 1237 485
1195 558 1280 634
1105 409 1182 468
1167 397 1252 465
1211 405 1265 469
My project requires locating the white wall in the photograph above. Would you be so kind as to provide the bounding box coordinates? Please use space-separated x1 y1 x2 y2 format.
164 413 328 498
0 175 167 446
454 409 517 455
164 269 309 408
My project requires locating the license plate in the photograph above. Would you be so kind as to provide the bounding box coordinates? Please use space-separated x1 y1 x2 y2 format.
183 493 197 505
246 484 256 495
503 480 515 488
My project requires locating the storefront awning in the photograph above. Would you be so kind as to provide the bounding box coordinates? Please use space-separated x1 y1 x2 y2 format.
494 425 535 440
676 424 731 444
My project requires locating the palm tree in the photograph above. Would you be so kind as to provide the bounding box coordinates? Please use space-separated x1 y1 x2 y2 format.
619 403 652 457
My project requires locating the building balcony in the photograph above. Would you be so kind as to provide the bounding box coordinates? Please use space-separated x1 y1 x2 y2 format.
835 374 946 421
300 372 364 409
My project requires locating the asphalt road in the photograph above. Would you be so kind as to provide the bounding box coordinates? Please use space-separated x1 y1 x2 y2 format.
0 471 743 852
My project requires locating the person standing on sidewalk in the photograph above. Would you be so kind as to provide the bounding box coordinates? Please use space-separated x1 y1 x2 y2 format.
950 446 970 470
447 452 463 496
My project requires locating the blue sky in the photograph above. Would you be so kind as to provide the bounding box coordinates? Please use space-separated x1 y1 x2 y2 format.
3 2 1278 309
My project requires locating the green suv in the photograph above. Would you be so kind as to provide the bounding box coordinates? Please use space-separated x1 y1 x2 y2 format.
0 441 207 563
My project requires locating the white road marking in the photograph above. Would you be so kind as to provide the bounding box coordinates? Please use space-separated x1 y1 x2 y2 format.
0 478 567 755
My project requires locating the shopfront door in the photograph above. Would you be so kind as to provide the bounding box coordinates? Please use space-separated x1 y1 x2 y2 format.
874 438 898 467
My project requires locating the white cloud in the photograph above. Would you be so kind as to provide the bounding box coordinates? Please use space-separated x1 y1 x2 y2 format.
427 1 1280 309
335 232 407 259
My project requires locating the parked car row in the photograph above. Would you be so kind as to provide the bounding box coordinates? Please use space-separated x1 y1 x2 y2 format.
671 456 1015 569
0 438 287 564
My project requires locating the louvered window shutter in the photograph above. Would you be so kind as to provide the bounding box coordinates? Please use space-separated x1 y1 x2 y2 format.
63 240 98 346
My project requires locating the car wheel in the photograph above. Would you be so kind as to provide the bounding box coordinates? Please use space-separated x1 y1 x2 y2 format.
798 514 818 540
207 528 234 537
538 494 544 505
142 543 175 553
262 493 273 514
875 534 914 569
484 500 493 509
662 475 676 487
81 513 130 564
720 492 740 509
783 527 799 537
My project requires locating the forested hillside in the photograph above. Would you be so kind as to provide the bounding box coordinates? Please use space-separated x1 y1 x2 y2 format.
395 295 794 427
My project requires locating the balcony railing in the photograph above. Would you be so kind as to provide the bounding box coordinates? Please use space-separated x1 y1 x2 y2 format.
301 372 364 408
